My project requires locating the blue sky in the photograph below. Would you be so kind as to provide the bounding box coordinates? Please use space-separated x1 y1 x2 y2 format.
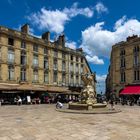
1 0 140 93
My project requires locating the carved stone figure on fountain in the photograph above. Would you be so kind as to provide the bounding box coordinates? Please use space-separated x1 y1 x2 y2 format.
81 73 97 105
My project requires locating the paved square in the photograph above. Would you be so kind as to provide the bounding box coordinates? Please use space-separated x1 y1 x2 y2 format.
0 104 139 140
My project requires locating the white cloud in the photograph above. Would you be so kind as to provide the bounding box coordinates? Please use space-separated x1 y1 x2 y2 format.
86 55 104 64
28 8 69 34
66 41 77 49
114 16 126 30
95 2 108 14
96 74 107 94
28 3 93 34
63 2 93 18
96 74 107 82
80 16 140 58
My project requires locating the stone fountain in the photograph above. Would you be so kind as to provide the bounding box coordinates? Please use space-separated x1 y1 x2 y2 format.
68 73 107 110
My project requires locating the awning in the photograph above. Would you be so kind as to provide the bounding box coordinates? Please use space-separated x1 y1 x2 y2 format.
0 83 73 93
46 86 70 93
120 85 140 95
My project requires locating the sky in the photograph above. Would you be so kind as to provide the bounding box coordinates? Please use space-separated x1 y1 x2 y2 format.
1 0 140 93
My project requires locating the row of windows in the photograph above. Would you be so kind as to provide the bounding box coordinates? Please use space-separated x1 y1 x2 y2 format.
120 55 140 68
120 70 140 82
7 38 84 62
5 66 49 82
120 46 140 56
6 49 84 72
1 66 81 84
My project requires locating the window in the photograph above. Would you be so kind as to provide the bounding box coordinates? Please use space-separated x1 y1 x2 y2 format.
33 55 38 66
33 69 38 82
54 50 58 58
120 58 125 68
81 57 83 63
8 49 14 63
81 78 84 86
53 71 57 83
53 59 57 70
62 53 65 59
76 64 79 73
20 68 26 81
76 75 79 84
134 55 139 65
33 44 38 52
21 41 26 49
70 63 73 72
8 66 14 80
120 71 125 82
44 57 48 69
134 46 139 53
120 50 125 56
62 61 65 71
62 73 66 84
44 71 49 83
21 51 26 65
71 55 73 61
8 38 14 46
44 48 48 55
81 64 84 73
70 74 74 84
76 57 79 62
134 70 140 81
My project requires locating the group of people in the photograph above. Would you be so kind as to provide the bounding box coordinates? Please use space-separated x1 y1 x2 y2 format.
120 97 140 106
14 96 41 105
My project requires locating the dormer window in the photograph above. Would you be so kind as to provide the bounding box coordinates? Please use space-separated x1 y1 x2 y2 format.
8 38 14 46
120 49 125 56
21 41 26 49
33 44 38 52
134 46 139 53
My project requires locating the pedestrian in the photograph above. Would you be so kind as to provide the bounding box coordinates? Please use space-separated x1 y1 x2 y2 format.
56 101 63 109
17 96 22 105
110 99 115 110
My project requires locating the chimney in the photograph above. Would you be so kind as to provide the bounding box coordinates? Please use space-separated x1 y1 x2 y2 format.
58 34 65 47
21 24 29 34
127 35 138 42
42 31 50 41
76 48 83 52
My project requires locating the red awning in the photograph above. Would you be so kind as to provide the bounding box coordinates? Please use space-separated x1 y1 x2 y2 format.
120 85 140 95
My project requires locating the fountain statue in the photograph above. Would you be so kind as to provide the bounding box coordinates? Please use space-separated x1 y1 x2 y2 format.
80 74 97 105
68 73 107 110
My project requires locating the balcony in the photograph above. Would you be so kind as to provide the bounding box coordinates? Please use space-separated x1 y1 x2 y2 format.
76 71 79 75
120 66 125 70
133 63 140 68
32 80 39 83
32 64 39 69
44 65 49 70
8 60 15 65
53 66 58 70
62 68 66 72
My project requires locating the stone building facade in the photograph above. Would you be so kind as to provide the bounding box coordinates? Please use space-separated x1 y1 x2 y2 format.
0 24 94 98
106 35 140 98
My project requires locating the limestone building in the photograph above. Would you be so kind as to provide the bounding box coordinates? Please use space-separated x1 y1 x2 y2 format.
0 24 94 100
106 35 140 98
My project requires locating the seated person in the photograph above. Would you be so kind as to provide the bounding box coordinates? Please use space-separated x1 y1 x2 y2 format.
17 97 22 105
56 101 63 109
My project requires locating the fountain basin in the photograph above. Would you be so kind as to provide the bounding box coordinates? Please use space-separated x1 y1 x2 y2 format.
68 102 107 110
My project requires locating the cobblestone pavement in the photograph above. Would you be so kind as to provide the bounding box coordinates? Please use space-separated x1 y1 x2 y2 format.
0 104 139 140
